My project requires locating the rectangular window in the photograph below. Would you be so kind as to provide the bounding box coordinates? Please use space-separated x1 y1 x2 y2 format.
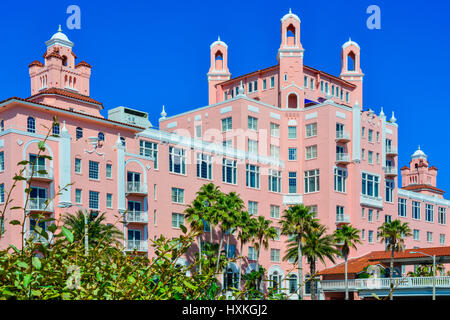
426 204 434 222
248 139 258 154
0 152 4 171
88 191 99 210
385 179 394 203
171 188 185 204
75 158 81 173
362 127 365 138
221 117 232 132
270 249 280 262
140 140 158 168
334 168 347 192
288 171 297 194
304 76 308 88
306 123 317 138
362 208 365 219
288 148 297 161
75 189 82 204
398 198 407 217
246 164 260 189
368 129 373 142
376 153 380 164
320 81 324 92
368 151 373 164
270 123 280 137
171 213 184 229
169 147 186 174
196 153 212 180
288 126 297 139
336 206 345 222
427 231 433 243
222 159 237 184
248 116 258 131
195 125 202 138
249 246 257 260
248 201 258 216
440 234 446 245
439 207 447 225
346 92 349 102
263 79 267 90
106 193 112 208
248 82 253 93
88 161 99 180
0 184 4 203
268 169 281 193
270 205 280 219
361 172 379 197
413 229 420 241
304 169 320 193
412 201 421 220
362 229 365 240
368 209 373 222
306 145 317 160
361 149 365 160
270 144 280 159
368 230 373 243
376 132 380 142
308 205 318 217
106 164 112 178
270 77 275 88
310 78 314 90
385 214 392 223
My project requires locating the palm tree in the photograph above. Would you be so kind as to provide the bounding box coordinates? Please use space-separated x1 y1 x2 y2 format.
184 197 208 274
279 204 318 300
252 216 277 289
196 183 223 244
378 219 412 300
333 224 362 300
236 211 256 290
301 224 339 300
62 210 122 248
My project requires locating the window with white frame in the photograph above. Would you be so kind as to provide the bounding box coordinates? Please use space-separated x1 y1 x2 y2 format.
270 249 280 262
0 184 4 203
289 171 297 194
75 189 82 204
385 214 392 223
439 207 447 225
308 205 318 217
106 193 112 208
248 116 258 131
263 79 267 90
306 123 317 138
222 117 232 132
268 169 281 193
398 198 407 217
270 123 280 137
88 161 99 180
270 145 280 159
248 201 258 215
334 167 347 192
413 229 420 241
336 206 345 222
368 151 373 164
426 204 434 222
248 139 258 154
88 191 99 210
140 140 158 168
274 228 281 241
362 208 365 219
304 169 319 193
75 158 81 173
310 78 314 90
270 205 280 219
270 77 275 88
412 201 421 220
304 76 308 88
288 126 297 139
427 231 433 243
368 129 373 142
306 145 317 160
246 164 260 189
368 209 373 222
27 117 36 133
169 147 186 174
249 246 257 260
361 148 365 160
440 234 446 245
106 163 112 178
171 213 184 229
222 159 237 184
195 125 202 138
368 230 374 243
362 229 365 240
0 152 4 171
362 173 379 198
385 179 394 203
171 188 184 204
288 148 297 161
196 153 212 180
76 127 83 140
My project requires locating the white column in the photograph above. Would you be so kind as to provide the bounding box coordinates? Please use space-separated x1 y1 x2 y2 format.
352 100 361 162
381 111 386 168
58 121 72 206
115 134 126 212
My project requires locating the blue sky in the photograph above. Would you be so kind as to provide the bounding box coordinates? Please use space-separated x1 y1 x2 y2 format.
1 0 449 193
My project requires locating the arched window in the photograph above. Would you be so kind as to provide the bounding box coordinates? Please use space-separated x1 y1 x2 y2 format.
64 75 68 87
76 127 83 140
98 132 105 141
269 271 282 293
286 24 296 46
73 77 76 89
215 51 224 70
224 267 238 290
62 55 68 67
288 93 298 109
52 123 60 135
27 117 36 133
347 52 356 71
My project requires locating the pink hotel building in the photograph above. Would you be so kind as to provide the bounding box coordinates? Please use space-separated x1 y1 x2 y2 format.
1 10 450 297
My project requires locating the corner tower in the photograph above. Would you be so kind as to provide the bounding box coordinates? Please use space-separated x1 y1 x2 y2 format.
340 38 364 106
207 37 231 105
278 9 305 109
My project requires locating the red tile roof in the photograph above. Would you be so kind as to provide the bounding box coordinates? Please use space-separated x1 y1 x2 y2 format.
320 246 450 275
28 60 44 68
27 88 102 107
401 184 445 195
76 61 92 69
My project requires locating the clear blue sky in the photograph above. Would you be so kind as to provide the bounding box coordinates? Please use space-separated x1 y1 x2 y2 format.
1 0 449 193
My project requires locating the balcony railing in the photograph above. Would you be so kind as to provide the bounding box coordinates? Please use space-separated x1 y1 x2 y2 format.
125 240 148 252
335 131 351 143
25 165 53 180
27 198 53 212
336 214 350 224
126 182 147 195
386 146 398 156
384 166 398 176
126 211 148 223
336 153 350 164
321 276 450 292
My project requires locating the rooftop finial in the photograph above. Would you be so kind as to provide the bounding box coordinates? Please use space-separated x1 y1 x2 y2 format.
390 111 397 123
238 80 245 96
289 8 292 13
218 35 220 41
418 145 421 150
160 105 167 119
380 106 385 117
58 24 62 32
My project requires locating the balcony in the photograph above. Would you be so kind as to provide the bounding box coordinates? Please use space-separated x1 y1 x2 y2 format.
27 198 53 212
336 214 350 224
125 240 148 252
335 131 351 143
336 153 350 165
283 194 303 206
25 166 53 181
126 182 148 196
384 166 398 177
386 146 398 157
360 194 383 209
126 211 148 223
